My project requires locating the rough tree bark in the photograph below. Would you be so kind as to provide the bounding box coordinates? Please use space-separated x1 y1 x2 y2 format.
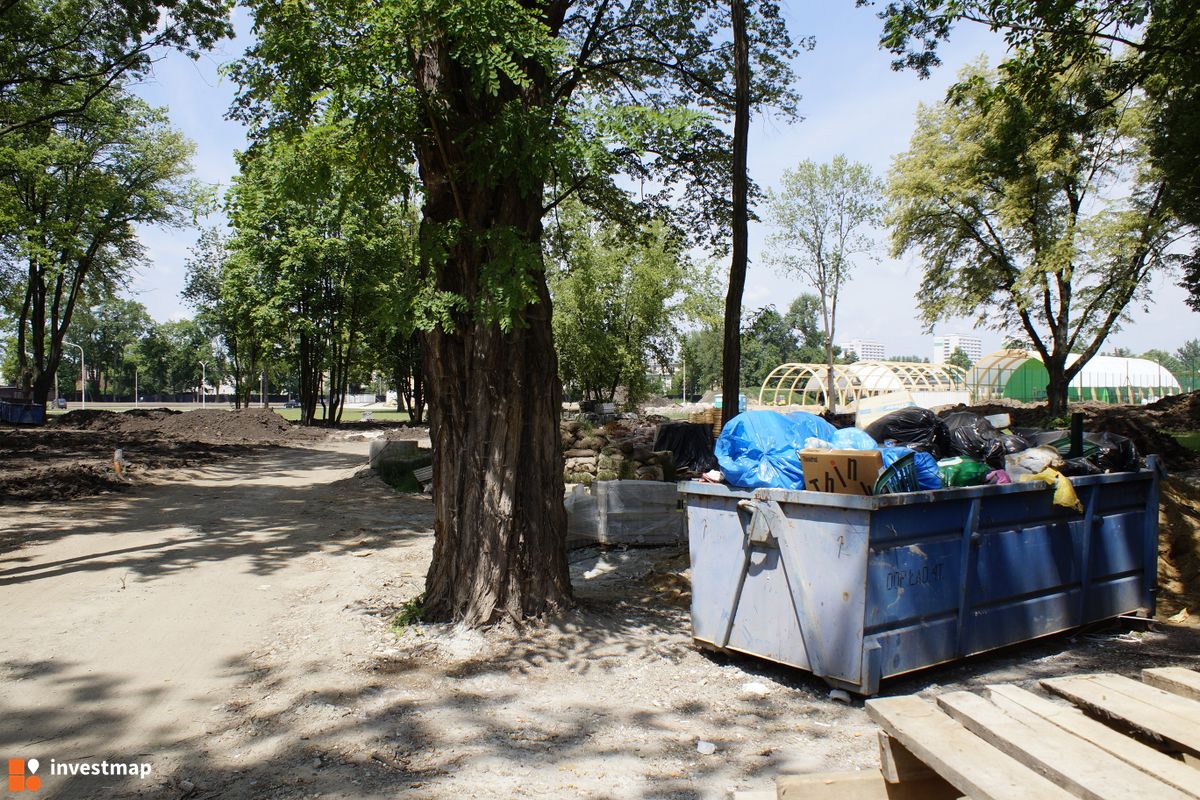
720 0 750 427
413 25 572 625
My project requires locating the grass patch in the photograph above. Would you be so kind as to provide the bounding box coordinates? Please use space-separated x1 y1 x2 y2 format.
390 594 426 634
271 407 411 424
1170 430 1200 453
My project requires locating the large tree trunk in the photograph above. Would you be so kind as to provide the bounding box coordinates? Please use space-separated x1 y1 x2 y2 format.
720 0 751 427
419 210 571 624
414 34 571 626
1045 357 1070 417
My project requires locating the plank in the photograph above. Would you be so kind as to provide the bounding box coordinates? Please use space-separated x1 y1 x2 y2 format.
878 731 938 783
1042 673 1200 757
937 690 1192 800
774 770 963 800
865 695 1076 800
988 685 1200 797
1144 667 1200 702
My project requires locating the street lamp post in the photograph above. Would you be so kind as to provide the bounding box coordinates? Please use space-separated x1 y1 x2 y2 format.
65 341 84 409
199 361 207 406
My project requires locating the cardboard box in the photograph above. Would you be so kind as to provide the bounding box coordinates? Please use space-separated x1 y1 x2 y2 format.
799 449 884 495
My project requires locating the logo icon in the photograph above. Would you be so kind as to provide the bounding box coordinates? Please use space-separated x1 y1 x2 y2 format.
7 759 40 792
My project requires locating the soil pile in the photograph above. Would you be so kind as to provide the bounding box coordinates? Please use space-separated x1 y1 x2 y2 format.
1158 473 1200 618
1143 391 1200 430
50 407 307 443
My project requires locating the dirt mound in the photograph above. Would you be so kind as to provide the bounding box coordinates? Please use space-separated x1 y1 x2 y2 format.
51 407 304 443
1158 473 1200 618
1143 391 1200 430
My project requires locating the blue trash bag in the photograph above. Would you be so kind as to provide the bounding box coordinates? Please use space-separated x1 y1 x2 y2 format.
881 446 944 490
716 411 837 490
831 427 877 450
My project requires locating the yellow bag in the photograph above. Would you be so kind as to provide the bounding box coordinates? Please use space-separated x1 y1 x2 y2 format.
1019 468 1083 513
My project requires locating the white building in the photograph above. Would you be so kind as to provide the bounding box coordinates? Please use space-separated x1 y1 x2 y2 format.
838 339 886 361
932 334 983 364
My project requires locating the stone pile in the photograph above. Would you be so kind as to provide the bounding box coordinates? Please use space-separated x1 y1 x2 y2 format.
561 416 676 484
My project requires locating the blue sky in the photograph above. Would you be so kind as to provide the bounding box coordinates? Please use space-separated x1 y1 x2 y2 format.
127 2 1197 360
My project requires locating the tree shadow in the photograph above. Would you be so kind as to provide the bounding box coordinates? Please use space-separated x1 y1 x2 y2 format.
0 446 434 585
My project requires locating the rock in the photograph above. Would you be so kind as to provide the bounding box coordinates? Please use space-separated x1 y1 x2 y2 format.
828 688 852 704
564 448 597 459
741 681 770 697
565 457 596 473
578 436 606 451
696 740 717 755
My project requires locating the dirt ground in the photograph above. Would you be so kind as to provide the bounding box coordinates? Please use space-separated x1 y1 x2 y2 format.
1 409 1198 799
0 409 425 504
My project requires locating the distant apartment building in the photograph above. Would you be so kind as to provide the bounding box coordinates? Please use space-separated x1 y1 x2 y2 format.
932 334 983 364
838 339 886 361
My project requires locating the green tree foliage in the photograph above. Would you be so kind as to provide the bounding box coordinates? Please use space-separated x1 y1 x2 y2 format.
229 0 802 625
0 89 196 405
889 61 1182 415
548 205 718 406
183 227 272 409
226 117 418 426
69 294 154 400
681 294 835 396
1175 339 1200 391
864 0 1200 310
0 0 232 139
764 155 883 411
946 346 973 372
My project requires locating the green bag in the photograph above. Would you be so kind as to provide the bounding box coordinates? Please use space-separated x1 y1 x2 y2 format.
937 456 991 487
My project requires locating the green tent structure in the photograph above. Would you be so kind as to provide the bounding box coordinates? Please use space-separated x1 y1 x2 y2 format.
969 350 1182 404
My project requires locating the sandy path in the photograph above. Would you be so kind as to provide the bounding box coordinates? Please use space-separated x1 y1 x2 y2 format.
2 441 1197 800
0 441 434 799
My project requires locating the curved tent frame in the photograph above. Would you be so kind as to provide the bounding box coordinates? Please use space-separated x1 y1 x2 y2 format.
758 361 969 410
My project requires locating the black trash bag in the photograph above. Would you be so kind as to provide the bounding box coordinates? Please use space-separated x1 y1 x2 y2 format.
999 433 1032 455
653 422 717 473
864 408 949 458
941 411 1017 469
1019 429 1141 473
1084 431 1140 472
1058 457 1103 477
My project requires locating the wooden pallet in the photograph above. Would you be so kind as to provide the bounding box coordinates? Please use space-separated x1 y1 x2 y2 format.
739 668 1200 800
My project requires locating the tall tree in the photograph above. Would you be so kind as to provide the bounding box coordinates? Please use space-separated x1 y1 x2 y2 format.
863 0 1200 310
226 117 416 426
889 61 1182 415
0 89 195 406
70 294 154 399
1175 339 1200 392
0 0 232 139
183 227 267 408
764 156 883 412
231 0 799 625
548 204 718 406
720 0 751 427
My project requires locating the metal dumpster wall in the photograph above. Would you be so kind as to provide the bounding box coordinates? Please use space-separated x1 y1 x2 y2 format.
682 461 1160 695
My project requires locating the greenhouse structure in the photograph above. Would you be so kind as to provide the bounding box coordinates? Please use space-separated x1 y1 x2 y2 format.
758 361 970 412
968 350 1182 404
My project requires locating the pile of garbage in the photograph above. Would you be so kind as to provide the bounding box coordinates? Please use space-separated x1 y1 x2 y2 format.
711 408 1143 506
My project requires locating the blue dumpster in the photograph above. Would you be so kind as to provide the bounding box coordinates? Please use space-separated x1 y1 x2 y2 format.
0 401 45 425
681 457 1162 695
